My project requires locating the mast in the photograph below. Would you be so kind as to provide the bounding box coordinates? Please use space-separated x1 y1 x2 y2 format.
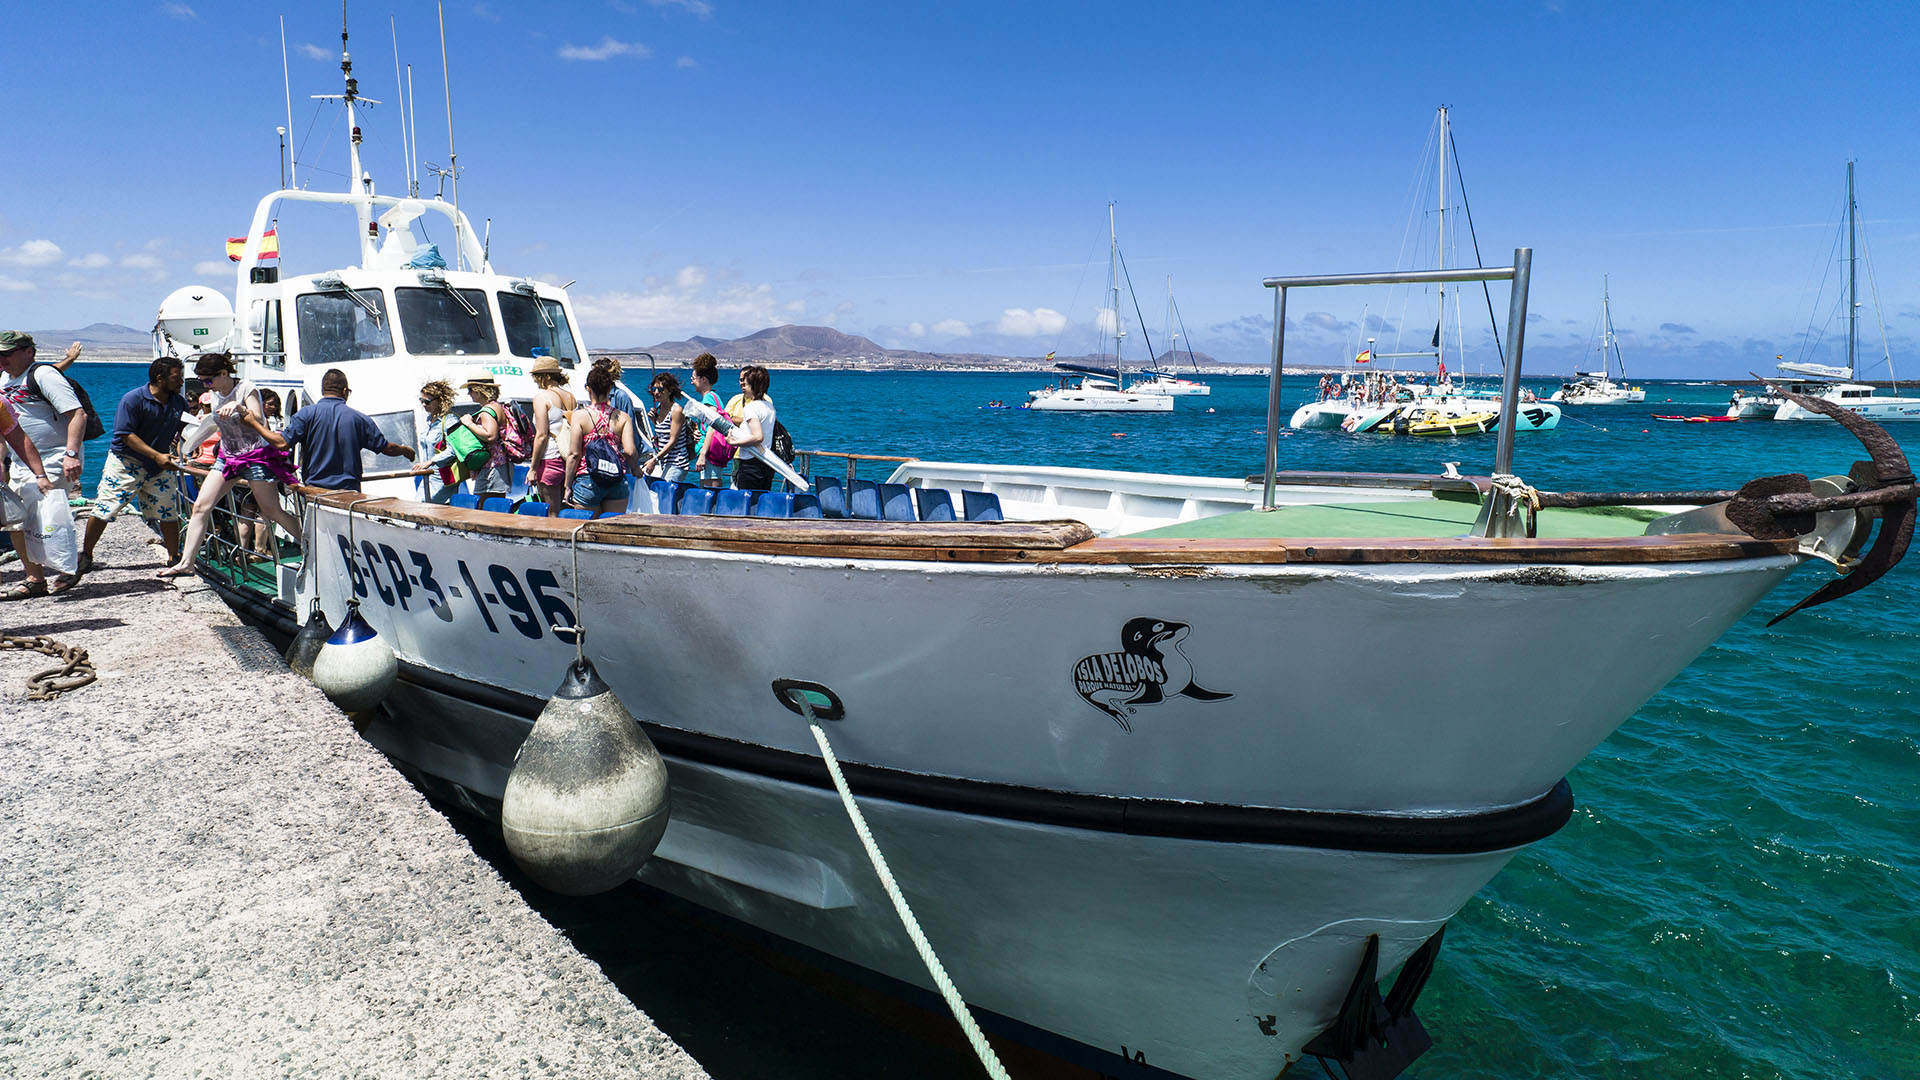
1847 160 1857 379
1165 275 1175 373
1436 106 1447 382
312 6 382 265
1602 275 1617 380
1109 202 1123 379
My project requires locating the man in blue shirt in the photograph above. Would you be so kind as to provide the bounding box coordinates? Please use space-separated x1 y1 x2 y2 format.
78 356 189 571
275 369 415 491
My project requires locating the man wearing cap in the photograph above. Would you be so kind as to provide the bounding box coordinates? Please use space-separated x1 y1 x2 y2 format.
273 368 416 491
77 356 190 572
0 331 88 596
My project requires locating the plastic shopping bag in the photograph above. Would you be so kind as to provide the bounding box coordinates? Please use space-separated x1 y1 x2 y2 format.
21 484 80 575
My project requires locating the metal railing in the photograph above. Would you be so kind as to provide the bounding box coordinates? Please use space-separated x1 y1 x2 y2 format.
1259 250 1533 526
181 463 303 592
793 450 920 486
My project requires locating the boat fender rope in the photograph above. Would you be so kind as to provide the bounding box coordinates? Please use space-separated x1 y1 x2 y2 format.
786 689 1013 1080
1 635 97 701
1489 472 1541 537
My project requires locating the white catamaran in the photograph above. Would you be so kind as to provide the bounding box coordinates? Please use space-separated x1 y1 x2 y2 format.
1729 161 1920 422
163 33 1919 1080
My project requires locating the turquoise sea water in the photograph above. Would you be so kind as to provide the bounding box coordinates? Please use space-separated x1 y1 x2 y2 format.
60 364 1919 1077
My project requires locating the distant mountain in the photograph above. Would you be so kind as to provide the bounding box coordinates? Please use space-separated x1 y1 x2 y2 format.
620 324 1223 371
31 322 149 347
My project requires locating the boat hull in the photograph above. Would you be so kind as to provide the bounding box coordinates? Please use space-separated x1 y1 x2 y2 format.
247 496 1799 1079
1028 390 1175 412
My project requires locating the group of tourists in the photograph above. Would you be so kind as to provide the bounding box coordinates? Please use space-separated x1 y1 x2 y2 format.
2 333 789 600
1 332 413 599
412 351 782 517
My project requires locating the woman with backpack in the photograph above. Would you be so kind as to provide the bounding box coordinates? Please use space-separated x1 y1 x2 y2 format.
458 377 514 501
564 363 639 515
638 372 695 482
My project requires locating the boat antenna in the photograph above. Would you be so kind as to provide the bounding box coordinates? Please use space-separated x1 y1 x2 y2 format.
279 16 297 189
405 64 419 197
391 17 413 197
276 125 287 190
438 0 464 270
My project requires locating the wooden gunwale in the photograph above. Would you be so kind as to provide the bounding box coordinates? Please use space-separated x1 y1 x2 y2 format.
304 490 1798 567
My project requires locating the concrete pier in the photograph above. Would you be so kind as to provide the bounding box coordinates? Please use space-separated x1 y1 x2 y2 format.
0 522 707 1078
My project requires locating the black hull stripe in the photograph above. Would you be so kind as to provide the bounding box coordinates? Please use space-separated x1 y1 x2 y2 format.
216 578 1575 856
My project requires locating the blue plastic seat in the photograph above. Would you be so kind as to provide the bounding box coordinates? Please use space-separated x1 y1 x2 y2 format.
877 483 915 521
750 491 794 518
961 490 1004 522
516 500 551 516
678 487 716 516
448 492 480 510
714 489 752 516
479 495 514 514
913 487 955 522
557 507 594 520
814 474 847 518
790 493 823 518
649 480 685 513
848 479 881 520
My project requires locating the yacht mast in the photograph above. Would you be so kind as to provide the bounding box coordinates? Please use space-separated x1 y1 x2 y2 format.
1109 202 1123 379
1436 106 1448 381
1165 276 1175 371
1847 160 1857 380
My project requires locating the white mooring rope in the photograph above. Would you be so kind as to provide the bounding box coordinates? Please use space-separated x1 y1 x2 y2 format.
788 691 1012 1080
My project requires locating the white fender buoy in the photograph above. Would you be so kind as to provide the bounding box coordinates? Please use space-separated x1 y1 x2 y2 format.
309 601 398 714
285 598 334 680
501 657 670 895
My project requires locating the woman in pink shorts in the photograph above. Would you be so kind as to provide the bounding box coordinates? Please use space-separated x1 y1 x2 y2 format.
525 354 577 515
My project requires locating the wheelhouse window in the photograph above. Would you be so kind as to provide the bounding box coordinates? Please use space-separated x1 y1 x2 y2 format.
498 291 581 366
294 289 394 365
397 286 499 357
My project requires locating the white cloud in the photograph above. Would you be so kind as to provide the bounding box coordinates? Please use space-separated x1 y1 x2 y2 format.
996 307 1067 337
651 0 714 16
1 240 64 268
932 319 971 337
786 300 808 315
572 278 791 334
674 264 706 290
194 260 231 277
559 37 652 62
69 253 110 269
161 2 196 19
0 276 35 293
122 254 164 270
906 322 926 337
676 56 699 69
297 43 331 61
1093 307 1117 335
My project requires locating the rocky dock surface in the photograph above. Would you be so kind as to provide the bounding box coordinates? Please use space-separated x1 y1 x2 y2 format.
0 522 707 1079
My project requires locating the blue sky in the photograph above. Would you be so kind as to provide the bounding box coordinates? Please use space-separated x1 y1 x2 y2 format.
5 1 1919 378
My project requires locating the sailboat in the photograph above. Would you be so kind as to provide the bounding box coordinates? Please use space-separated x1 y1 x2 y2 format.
1550 277 1645 404
1730 162 1920 422
1028 205 1175 413
1132 278 1212 397
1298 107 1559 434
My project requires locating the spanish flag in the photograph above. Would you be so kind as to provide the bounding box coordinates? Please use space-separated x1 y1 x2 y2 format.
226 229 279 262
1045 351 1055 361
1354 349 1372 364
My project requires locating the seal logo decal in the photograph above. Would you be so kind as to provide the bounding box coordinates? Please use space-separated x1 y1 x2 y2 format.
1072 617 1232 731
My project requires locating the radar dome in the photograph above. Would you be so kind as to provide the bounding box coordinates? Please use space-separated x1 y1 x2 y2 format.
156 286 235 355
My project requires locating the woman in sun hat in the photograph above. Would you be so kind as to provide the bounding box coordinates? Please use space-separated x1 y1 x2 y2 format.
525 354 576 514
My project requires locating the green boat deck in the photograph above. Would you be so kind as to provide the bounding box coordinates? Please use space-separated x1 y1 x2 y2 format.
1124 497 1666 540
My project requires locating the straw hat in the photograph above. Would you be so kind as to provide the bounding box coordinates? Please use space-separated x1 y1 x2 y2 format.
529 355 564 375
461 375 500 389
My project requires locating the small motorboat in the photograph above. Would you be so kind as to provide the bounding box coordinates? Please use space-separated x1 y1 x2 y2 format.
1654 414 1739 423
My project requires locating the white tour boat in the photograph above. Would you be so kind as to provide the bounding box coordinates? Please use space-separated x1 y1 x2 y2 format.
1549 277 1645 404
166 37 1920 1080
1729 162 1920 423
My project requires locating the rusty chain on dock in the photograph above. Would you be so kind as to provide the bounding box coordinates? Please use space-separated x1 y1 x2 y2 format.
0 635 98 701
